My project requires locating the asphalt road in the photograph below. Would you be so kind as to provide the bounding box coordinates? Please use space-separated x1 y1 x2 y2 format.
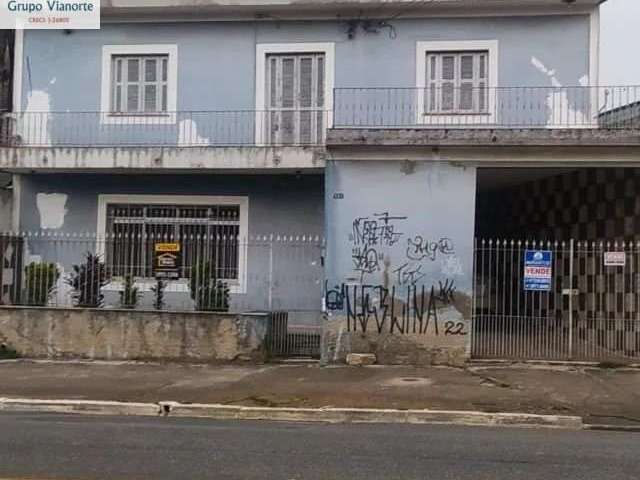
0 413 638 480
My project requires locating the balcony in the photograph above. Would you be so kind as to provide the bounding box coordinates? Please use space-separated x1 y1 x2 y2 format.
333 86 640 130
0 110 331 148
1 86 639 170
0 110 331 172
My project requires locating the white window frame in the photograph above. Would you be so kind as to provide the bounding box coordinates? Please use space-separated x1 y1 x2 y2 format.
96 194 249 294
415 40 498 126
100 44 178 125
255 43 335 145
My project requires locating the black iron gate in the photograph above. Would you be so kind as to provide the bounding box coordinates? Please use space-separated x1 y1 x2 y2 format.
266 311 322 359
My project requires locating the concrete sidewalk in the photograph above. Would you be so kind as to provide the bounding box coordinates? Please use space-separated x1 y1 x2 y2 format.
1 359 639 426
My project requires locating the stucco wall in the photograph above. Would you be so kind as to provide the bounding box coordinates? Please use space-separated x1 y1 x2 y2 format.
0 188 12 231
17 173 324 312
323 160 476 365
0 306 269 362
18 16 591 143
22 16 591 111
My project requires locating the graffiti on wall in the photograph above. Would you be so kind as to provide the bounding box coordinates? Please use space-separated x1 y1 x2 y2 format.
348 211 460 285
325 280 466 336
350 212 407 281
331 210 469 336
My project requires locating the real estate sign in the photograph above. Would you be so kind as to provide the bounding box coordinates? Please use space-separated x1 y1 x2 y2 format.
604 252 626 267
524 250 553 292
154 242 181 280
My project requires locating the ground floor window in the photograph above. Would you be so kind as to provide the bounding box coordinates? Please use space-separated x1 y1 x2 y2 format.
97 195 248 287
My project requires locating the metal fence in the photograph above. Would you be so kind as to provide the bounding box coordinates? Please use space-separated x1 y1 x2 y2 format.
0 110 331 147
266 311 322 359
0 231 325 316
472 239 640 362
334 86 640 129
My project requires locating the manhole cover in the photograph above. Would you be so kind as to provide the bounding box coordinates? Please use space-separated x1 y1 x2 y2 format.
381 377 434 387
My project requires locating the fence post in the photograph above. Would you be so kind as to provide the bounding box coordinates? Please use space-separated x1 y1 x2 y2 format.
268 236 274 311
568 238 575 360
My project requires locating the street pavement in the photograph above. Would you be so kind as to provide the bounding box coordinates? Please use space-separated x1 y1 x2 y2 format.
1 360 640 425
0 412 638 480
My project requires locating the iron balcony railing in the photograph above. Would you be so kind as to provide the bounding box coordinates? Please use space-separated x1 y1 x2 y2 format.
1 86 640 147
333 85 640 129
0 109 332 147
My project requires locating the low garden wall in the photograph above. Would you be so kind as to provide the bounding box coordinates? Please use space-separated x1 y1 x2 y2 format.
0 307 269 362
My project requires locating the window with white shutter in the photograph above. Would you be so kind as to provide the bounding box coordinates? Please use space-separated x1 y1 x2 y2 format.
425 51 489 114
265 53 325 144
110 55 169 114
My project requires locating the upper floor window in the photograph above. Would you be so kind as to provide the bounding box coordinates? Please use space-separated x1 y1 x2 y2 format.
266 52 325 144
111 55 168 114
100 45 178 124
255 43 335 145
415 40 498 124
425 51 488 114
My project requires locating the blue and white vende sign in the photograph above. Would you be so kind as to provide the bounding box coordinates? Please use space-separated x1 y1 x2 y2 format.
524 250 553 292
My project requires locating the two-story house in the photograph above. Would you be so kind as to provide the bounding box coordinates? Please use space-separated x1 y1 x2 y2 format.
2 0 640 365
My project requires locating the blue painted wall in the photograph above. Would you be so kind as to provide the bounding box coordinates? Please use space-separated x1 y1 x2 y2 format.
324 160 476 294
18 173 324 312
18 15 591 142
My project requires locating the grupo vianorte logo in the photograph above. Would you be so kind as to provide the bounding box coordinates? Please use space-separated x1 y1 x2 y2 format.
1 0 100 28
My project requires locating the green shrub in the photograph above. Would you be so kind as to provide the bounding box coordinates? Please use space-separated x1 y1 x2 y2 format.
65 253 107 308
151 279 166 311
119 275 140 309
189 261 230 312
23 261 59 306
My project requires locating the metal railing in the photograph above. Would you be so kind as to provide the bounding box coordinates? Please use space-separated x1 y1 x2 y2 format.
0 231 325 314
0 110 331 147
472 239 640 362
334 85 640 129
2 86 640 148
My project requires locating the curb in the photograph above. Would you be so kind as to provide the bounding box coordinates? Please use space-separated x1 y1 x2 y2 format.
0 397 583 429
584 424 640 432
0 398 161 416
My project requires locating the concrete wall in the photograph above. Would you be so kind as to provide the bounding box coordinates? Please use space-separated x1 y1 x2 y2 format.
18 16 591 143
323 160 476 365
0 188 12 231
17 173 324 312
0 306 269 362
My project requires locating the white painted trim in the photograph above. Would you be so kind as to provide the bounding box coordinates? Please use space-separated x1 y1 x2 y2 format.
100 5 596 23
415 40 499 126
254 42 335 145
589 7 600 123
589 8 600 87
103 278 191 294
12 29 24 113
11 174 21 232
100 44 178 125
96 194 249 294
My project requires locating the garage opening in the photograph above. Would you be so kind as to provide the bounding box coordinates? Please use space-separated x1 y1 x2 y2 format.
472 167 640 362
